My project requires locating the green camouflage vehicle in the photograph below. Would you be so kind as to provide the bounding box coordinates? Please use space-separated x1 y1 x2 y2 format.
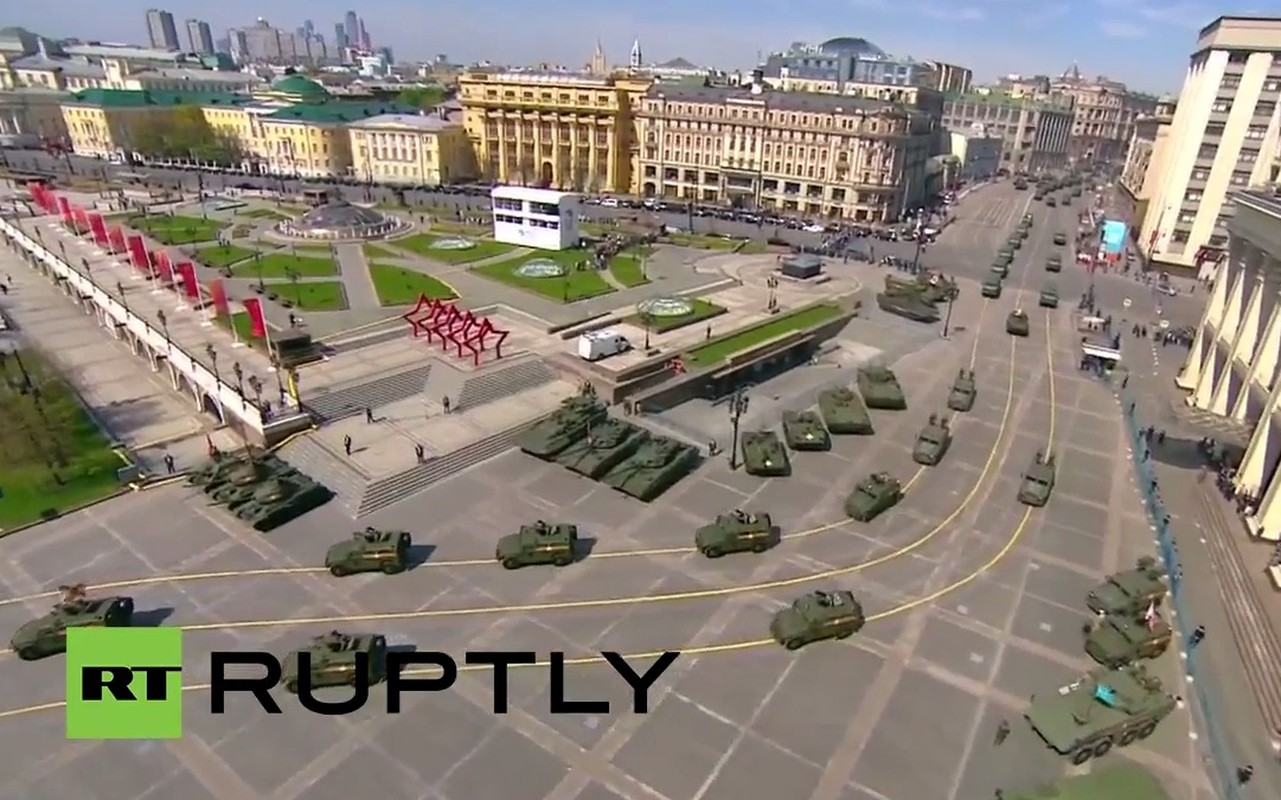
325 528 412 576
947 369 976 412
517 394 608 459
1033 191 1045 200
229 474 334 532
981 274 1003 298
1053 232 1067 245
694 510 780 558
857 366 907 410
990 261 1009 278
1039 283 1059 308
1023 212 1034 226
281 630 388 693
781 410 831 451
1018 450 1056 506
845 472 904 522
876 292 940 323
1084 609 1173 668
770 589 865 650
199 454 278 500
1007 309 1030 337
10 587 135 660
1003 763 1173 800
602 436 701 501
741 430 792 477
997 247 1014 262
1047 254 1062 272
1046 197 1057 207
883 273 958 305
186 449 255 490
495 520 579 569
1006 235 1022 250
912 413 953 466
817 387 875 435
1087 557 1167 616
1024 664 1178 765
554 418 646 479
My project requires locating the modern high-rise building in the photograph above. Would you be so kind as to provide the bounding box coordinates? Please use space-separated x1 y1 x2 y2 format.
185 19 214 55
333 23 347 50
145 8 180 51
358 18 371 51
344 11 359 46
1137 15 1281 272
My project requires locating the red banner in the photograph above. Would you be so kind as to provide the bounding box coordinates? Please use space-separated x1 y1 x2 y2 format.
73 208 89 235
243 298 267 339
154 250 174 284
126 235 149 272
176 262 199 300
89 214 108 246
56 196 72 226
209 279 230 318
108 227 126 254
27 183 53 213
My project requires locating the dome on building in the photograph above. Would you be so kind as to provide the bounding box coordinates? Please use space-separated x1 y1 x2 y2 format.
271 74 329 98
275 200 407 242
818 37 886 58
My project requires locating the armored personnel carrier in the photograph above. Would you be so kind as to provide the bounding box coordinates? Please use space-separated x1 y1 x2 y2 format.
1018 450 1056 506
1084 608 1173 668
741 430 792 477
781 410 831 452
281 630 388 693
770 589 865 650
517 394 607 459
1053 232 1068 245
1024 664 1178 765
1040 283 1060 308
325 528 412 576
1087 557 1167 616
231 474 334 532
1002 763 1173 800
554 418 646 479
857 366 907 410
10 585 135 660
912 414 953 466
817 387 875 435
495 520 579 569
694 510 780 558
981 273 1003 298
845 472 904 522
876 292 940 323
602 435 700 501
1047 254 1062 272
947 369 976 412
1007 309 1030 336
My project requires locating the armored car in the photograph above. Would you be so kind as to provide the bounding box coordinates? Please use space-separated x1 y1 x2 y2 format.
770 590 865 650
845 472 904 522
1018 450 1056 506
694 510 780 558
947 369 976 412
1084 609 1173 668
912 414 953 465
10 585 135 661
741 430 792 477
325 528 412 576
495 521 579 569
282 630 388 693
781 410 831 451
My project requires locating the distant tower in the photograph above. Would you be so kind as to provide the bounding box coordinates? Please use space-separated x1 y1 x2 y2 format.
589 39 607 75
629 38 642 70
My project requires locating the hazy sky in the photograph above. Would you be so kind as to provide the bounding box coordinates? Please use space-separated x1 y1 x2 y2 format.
10 0 1246 94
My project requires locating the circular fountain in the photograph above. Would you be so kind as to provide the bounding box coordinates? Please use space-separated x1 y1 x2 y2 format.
636 296 695 317
515 258 569 278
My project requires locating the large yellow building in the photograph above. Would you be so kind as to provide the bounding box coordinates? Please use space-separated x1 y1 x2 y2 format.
348 111 476 186
60 88 252 159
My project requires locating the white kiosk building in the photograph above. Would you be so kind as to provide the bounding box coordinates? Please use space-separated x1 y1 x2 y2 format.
490 186 581 251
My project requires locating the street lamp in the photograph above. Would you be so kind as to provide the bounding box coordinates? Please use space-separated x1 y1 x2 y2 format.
247 374 264 410
232 362 244 395
726 388 750 471
942 284 958 339
643 312 652 351
205 343 220 385
156 309 170 354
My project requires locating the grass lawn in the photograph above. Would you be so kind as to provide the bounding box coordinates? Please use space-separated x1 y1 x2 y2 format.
738 239 770 254
0 351 124 530
472 249 614 303
363 243 400 259
263 281 348 311
685 303 845 368
609 254 650 288
391 233 515 264
128 213 226 245
634 299 727 333
215 311 278 345
237 207 291 220
368 263 458 306
667 232 742 251
194 243 259 268
429 219 492 237
231 252 340 279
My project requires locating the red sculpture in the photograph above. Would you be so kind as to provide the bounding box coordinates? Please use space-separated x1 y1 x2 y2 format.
401 294 511 367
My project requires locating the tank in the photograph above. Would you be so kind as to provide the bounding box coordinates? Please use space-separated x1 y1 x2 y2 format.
281 630 388 693
10 585 135 660
516 394 608 459
1054 232 1067 245
912 413 953 465
1002 763 1174 800
1047 254 1062 272
1018 449 1056 506
947 369 976 412
1040 284 1060 308
206 457 295 506
845 472 904 522
876 292 940 323
769 589 865 650
324 528 412 577
817 387 875 435
1084 608 1173 668
232 475 334 532
1087 557 1167 616
741 430 792 477
602 435 701 501
1007 309 1030 336
856 366 907 410
494 520 579 569
1023 664 1178 765
553 418 647 479
694 510 780 558
186 450 250 489
781 410 831 452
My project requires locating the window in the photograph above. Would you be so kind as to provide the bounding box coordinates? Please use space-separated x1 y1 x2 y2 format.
1211 100 1232 113
1245 125 1268 139
1255 101 1277 118
1172 230 1189 244
1204 122 1226 137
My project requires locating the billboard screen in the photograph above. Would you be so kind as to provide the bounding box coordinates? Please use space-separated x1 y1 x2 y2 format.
1101 220 1127 255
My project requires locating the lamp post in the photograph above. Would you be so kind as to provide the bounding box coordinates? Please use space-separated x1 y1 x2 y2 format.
232 362 244 395
643 312 652 351
156 309 170 355
247 374 264 410
205 343 220 385
942 285 957 339
253 251 264 292
726 388 750 471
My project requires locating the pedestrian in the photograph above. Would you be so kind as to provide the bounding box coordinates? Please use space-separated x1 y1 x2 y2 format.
364 406 374 424
994 719 1010 745
1121 375 1129 390
1190 625 1205 647
706 324 712 341
442 395 451 414
414 443 424 463
343 435 352 456
1236 765 1253 784
163 453 175 474
708 439 718 457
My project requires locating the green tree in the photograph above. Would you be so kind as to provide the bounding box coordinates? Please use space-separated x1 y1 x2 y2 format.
130 107 242 165
396 85 447 111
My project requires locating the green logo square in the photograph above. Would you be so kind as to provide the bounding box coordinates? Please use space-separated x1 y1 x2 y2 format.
65 627 183 739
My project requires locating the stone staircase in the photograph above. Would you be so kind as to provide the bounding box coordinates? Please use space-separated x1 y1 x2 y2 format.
421 360 468 410
302 365 432 422
457 357 557 411
325 326 408 354
276 434 371 517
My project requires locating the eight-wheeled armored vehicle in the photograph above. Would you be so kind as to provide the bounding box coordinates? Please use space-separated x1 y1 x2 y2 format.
770 589 865 650
517 394 607 458
325 528 412 576
495 520 580 569
912 413 953 465
817 387 875 434
1007 309 1030 336
876 292 940 323
10 585 135 660
947 369 976 412
845 472 904 522
694 510 780 558
281 630 388 693
741 430 792 477
856 366 907 410
1087 557 1167 616
781 410 831 452
1018 449 1056 506
1084 608 1173 668
554 418 646 479
602 435 700 501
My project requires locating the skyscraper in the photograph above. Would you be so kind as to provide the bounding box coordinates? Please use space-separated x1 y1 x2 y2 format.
357 18 371 51
145 8 180 50
185 19 214 54
344 11 359 46
333 22 347 50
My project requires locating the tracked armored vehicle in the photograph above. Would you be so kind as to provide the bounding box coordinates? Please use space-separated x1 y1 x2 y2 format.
281 630 388 693
770 589 865 650
781 410 831 451
845 472 904 522
1040 283 1060 308
10 586 135 660
1053 232 1068 245
1024 665 1178 765
230 475 334 532
981 273 1003 298
817 387 875 435
1006 234 1023 250
947 369 976 412
205 456 295 506
741 430 792 477
1007 309 1030 336
876 292 940 323
857 366 907 410
1018 450 1056 506
1087 557 1167 616
997 247 1014 263
1047 254 1062 272
912 414 953 466
603 436 700 501
1003 764 1174 800
325 528 412 576
186 450 255 490
554 418 646 479
1084 608 1173 668
495 520 579 569
517 394 607 459
694 510 780 558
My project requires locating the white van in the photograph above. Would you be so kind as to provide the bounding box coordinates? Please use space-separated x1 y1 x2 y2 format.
577 329 631 361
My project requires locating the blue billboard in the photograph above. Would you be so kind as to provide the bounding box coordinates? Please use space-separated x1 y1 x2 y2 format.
1101 220 1128 254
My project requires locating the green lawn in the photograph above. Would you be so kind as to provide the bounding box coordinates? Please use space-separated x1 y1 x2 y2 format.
472 249 615 303
391 233 515 264
368 263 458 306
635 299 727 333
363 243 399 259
194 243 259 268
231 252 340 279
264 281 348 311
127 213 226 245
429 220 493 237
237 207 291 220
0 351 125 530
609 250 652 288
667 232 743 251
216 310 277 344
738 239 770 254
685 304 846 367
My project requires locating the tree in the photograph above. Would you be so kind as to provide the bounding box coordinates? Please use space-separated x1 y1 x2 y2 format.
130 106 242 166
396 85 447 111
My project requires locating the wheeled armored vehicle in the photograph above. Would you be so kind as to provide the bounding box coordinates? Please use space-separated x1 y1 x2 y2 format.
1046 254 1062 272
1053 232 1068 245
325 528 412 576
1046 197 1058 207
1018 450 1056 506
495 520 579 569
516 394 607 458
856 366 907 410
10 585 135 660
602 435 700 501
781 410 831 452
817 387 875 435
1040 283 1060 308
1007 309 1030 336
991 261 1009 278
1006 234 1022 250
554 418 646 479
912 414 953 465
845 472 904 522
741 430 792 477
1084 608 1173 668
947 369 976 412
281 630 388 693
694 510 780 558
1087 557 1167 616
981 274 1003 298
997 248 1014 263
770 589 865 650
876 292 940 323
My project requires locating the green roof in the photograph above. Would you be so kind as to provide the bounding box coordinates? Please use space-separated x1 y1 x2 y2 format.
265 101 418 124
943 90 1072 113
65 89 251 109
271 75 328 96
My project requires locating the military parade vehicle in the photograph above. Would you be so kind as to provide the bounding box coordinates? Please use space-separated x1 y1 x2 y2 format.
517 393 607 458
1084 608 1173 668
554 417 646 479
495 520 580 569
1046 254 1062 272
912 414 953 465
1002 763 1173 800
1033 190 1045 200
325 528 412 576
875 292 940 323
10 584 135 660
1018 450 1057 506
1039 283 1060 308
1007 309 1030 337
1046 197 1057 207
1024 664 1177 765
857 366 907 410
990 261 1009 278
1087 557 1167 616
1053 232 1068 245
225 473 334 532
602 435 700 501
997 247 1015 263
281 630 388 693
694 510 780 558
187 449 255 491
845 472 904 522
205 456 278 505
781 410 831 451
981 273 1003 298
817 387 875 435
741 430 792 477
1014 178 1028 190
1022 212 1034 226
948 369 976 412
770 589 866 650
1006 234 1022 250
883 273 958 305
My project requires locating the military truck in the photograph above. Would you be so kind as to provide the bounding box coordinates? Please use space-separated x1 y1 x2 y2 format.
1053 232 1068 245
781 410 831 452
1007 309 1030 336
912 414 953 466
1024 664 1178 765
856 366 907 410
602 436 700 501
554 417 646 479
1002 763 1174 800
281 630 388 693
741 430 792 477
769 589 865 650
694 510 780 558
817 387 875 435
1046 254 1062 272
1084 609 1173 668
1039 283 1060 308
495 520 580 569
981 273 1003 298
10 586 135 660
1018 449 1056 506
947 369 976 412
516 394 607 459
1087 557 1167 616
876 292 940 323
845 472 904 522
325 528 412 576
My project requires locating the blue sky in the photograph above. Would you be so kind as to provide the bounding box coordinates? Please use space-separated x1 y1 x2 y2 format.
10 0 1249 93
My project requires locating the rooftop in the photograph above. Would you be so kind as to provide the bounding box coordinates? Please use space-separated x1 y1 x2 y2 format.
645 83 909 116
347 112 461 132
64 88 252 108
9 54 105 79
62 43 190 63
138 67 263 86
461 69 616 87
1233 188 1281 219
264 100 418 124
943 90 1073 112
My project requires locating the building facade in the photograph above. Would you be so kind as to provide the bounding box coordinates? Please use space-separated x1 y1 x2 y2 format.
186 19 214 55
145 9 180 51
922 61 973 94
60 88 251 158
1050 65 1157 164
942 90 1073 173
1120 97 1176 198
348 111 476 186
761 38 927 94
948 127 1002 181
490 186 581 250
0 89 67 147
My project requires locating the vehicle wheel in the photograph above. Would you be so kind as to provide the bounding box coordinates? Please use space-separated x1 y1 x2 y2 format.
284 680 298 694
553 555 571 567
1117 728 1139 746
381 563 401 575
784 638 804 651
704 547 722 559
836 630 852 640
502 558 520 570
751 543 767 554
1136 721 1157 739
1092 739 1113 758
329 565 346 577
15 646 39 661
1070 747 1092 765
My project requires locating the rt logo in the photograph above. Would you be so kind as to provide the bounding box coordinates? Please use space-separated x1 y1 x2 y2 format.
65 628 184 739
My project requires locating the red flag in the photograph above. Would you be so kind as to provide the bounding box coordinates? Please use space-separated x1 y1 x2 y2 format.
126 235 148 272
108 227 126 254
209 279 230 318
155 250 174 284
243 298 267 339
56 196 72 226
176 262 199 300
89 213 108 246
73 208 89 234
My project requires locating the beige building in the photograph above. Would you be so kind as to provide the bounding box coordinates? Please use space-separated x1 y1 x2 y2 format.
1051 66 1157 164
942 90 1073 173
1119 97 1177 222
348 111 477 186
923 61 973 94
948 127 1002 181
0 88 67 147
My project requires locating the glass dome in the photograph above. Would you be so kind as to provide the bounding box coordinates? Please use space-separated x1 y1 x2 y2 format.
818 37 886 58
275 201 408 241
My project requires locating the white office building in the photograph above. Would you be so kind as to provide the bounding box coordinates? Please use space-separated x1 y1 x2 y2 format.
490 186 580 251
